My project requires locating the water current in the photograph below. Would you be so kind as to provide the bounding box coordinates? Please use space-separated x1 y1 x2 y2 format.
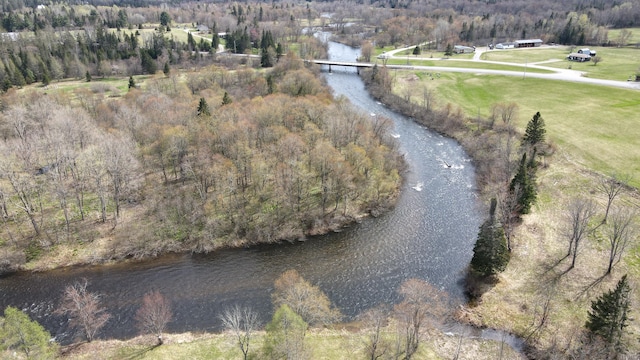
0 39 493 348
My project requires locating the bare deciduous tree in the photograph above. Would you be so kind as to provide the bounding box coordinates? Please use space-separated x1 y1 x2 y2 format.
604 208 636 275
135 290 172 345
490 102 518 129
360 305 391 360
394 279 450 359
597 174 628 224
57 279 110 342
564 197 596 270
220 305 260 360
497 185 521 251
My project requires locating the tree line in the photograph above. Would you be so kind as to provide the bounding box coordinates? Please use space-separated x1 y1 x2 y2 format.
0 53 402 272
322 0 640 49
0 270 458 359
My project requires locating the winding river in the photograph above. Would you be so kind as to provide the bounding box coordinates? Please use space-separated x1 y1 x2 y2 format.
0 40 484 346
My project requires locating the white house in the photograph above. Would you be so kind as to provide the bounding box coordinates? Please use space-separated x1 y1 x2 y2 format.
495 42 515 49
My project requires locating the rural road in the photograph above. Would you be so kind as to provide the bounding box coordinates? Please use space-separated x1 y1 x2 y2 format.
382 44 640 90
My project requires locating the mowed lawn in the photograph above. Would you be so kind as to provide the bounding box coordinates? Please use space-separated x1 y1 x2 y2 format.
481 45 640 81
396 72 640 187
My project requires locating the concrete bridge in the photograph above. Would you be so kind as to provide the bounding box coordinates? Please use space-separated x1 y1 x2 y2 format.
305 59 375 74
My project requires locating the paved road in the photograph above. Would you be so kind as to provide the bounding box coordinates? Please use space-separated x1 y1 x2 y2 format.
382 45 640 90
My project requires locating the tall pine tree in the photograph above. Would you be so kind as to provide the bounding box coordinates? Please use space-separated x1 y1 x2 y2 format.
522 111 546 148
470 198 510 277
509 153 537 214
586 275 632 353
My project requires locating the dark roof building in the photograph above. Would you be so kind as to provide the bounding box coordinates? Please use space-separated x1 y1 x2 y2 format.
515 39 543 48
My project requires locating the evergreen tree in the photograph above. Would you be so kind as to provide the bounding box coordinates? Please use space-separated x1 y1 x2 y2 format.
211 22 220 51
586 275 632 353
0 306 57 359
197 97 211 116
522 111 546 148
510 153 537 214
159 11 171 27
85 70 92 82
444 43 453 56
128 76 136 89
267 75 275 94
222 92 233 105
470 198 510 277
261 47 275 68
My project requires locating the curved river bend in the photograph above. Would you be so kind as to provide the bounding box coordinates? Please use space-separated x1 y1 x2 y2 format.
0 41 482 344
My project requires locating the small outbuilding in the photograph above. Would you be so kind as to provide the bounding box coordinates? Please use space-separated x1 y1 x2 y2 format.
578 48 597 56
567 53 591 62
453 45 475 54
515 39 543 48
495 42 515 49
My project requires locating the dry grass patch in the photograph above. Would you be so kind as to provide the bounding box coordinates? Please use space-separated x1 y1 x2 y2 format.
469 154 640 356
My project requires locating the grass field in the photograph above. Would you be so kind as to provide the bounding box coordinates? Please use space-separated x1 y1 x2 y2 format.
58 328 525 360
385 58 553 73
482 46 640 81
395 72 640 188
607 27 640 45
480 46 572 63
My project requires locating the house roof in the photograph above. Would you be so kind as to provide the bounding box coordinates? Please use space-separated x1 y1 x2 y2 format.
567 53 590 58
515 39 543 44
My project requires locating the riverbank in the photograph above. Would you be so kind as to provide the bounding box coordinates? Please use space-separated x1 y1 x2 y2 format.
16 198 398 274
361 67 640 357
57 325 525 359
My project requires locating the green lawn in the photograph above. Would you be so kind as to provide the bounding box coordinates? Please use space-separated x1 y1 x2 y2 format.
385 58 553 73
607 27 640 45
396 72 640 187
482 46 640 81
480 46 573 64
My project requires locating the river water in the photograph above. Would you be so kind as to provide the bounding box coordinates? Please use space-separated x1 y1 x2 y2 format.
0 41 483 345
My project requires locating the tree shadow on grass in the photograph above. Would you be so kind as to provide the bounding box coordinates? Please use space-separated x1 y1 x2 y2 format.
575 274 608 301
117 343 162 360
61 342 160 360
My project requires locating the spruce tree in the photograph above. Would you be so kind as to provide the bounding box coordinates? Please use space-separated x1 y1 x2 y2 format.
510 153 537 214
222 92 233 105
211 22 220 50
197 97 211 116
444 43 453 56
470 198 510 277
522 111 546 148
586 275 632 352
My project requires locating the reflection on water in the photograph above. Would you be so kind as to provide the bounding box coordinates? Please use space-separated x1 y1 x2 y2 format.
0 39 482 345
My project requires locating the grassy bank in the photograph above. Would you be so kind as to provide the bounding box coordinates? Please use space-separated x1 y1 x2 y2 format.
57 327 525 360
384 67 640 356
393 72 640 188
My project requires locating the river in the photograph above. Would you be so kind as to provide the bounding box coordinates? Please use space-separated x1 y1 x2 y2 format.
0 40 483 345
